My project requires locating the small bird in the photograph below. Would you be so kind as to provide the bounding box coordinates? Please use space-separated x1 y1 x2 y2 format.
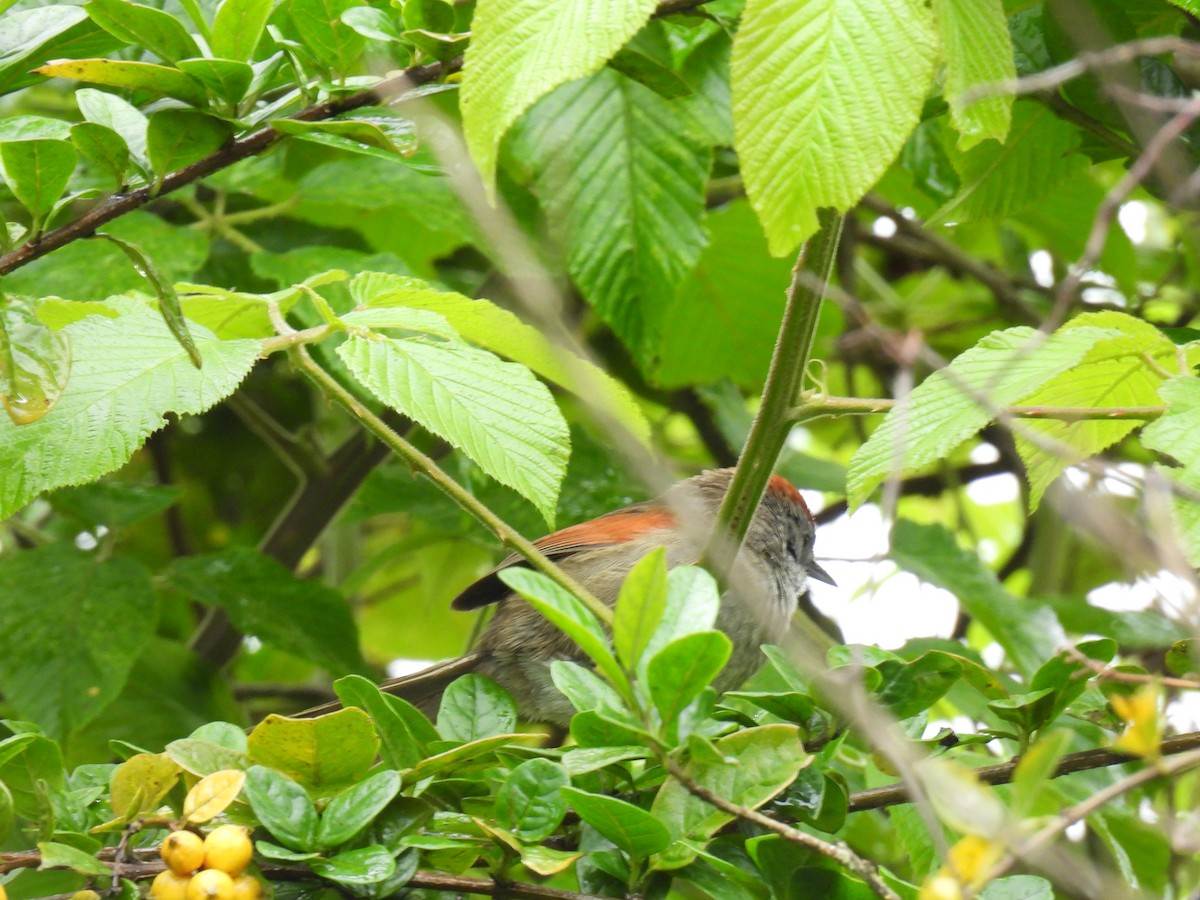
310 468 833 725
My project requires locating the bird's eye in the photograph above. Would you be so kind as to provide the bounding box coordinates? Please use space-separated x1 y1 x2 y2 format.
786 538 799 561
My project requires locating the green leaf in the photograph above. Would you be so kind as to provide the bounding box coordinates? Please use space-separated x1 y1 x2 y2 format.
211 0 274 60
613 547 667 670
936 102 1089 223
289 0 366 72
731 0 937 254
350 273 651 444
652 724 810 841
0 781 13 845
0 116 72 142
495 758 570 842
649 200 793 389
84 0 201 64
247 709 379 790
890 520 1061 677
164 546 365 676
337 334 568 523
932 0 1014 149
561 787 670 860
498 568 625 692
146 109 232 175
333 674 440 770
75 88 148 165
980 876 1054 900
1166 639 1200 677
0 300 250 521
1141 375 1200 469
255 840 321 862
243 764 319 852
310 845 396 885
0 545 156 739
340 7 403 42
70 122 129 187
34 59 206 105
641 566 721 665
515 70 709 359
165 739 249 776
1013 312 1180 507
1010 730 1071 818
37 841 109 877
550 660 627 715
0 295 70 425
873 651 962 719
646 632 732 734
436 675 518 743
317 769 402 849
272 112 418 158
846 324 1117 508
0 139 75 221
404 733 539 782
0 7 91 95
460 0 658 187
176 58 254 105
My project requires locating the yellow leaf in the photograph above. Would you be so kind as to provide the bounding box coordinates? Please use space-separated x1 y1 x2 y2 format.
183 770 247 824
946 834 1003 890
109 754 182 821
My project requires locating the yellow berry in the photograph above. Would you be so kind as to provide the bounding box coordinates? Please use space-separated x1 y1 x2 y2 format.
161 830 206 875
0 884 9 900
186 869 235 900
203 824 254 876
231 874 263 900
149 870 191 900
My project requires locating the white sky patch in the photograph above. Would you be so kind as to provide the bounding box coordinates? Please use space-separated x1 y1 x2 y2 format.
388 657 438 678
1029 250 1054 287
1088 579 1156 612
966 472 1021 506
1168 693 1200 733
1118 200 1148 244
808 505 959 648
1080 270 1125 307
872 216 898 238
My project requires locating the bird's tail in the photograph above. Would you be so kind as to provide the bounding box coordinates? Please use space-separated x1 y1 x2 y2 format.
295 653 483 720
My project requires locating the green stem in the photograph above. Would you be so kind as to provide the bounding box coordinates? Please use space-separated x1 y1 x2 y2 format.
290 344 614 626
790 394 1165 422
706 211 843 578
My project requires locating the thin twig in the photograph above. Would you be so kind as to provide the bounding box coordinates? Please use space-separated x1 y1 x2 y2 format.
848 730 1200 812
790 393 1165 422
1064 646 1200 690
663 758 900 900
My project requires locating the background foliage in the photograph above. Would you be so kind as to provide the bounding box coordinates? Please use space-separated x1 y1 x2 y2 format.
2 0 1200 898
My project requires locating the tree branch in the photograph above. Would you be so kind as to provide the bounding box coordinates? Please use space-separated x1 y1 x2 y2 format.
847 729 1200 812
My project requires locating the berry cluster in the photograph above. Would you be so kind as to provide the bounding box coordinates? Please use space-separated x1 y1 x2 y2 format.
151 826 260 900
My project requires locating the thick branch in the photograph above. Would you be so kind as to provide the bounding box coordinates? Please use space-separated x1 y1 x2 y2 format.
847 729 1200 812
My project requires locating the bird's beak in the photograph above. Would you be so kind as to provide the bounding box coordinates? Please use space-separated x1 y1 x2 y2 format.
806 560 837 586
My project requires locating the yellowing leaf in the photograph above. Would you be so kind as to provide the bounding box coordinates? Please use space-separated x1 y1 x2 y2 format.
183 769 247 823
109 753 182 821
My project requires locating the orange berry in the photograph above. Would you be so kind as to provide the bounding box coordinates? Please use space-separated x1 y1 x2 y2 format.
161 830 205 875
186 869 234 900
203 824 254 876
231 874 263 900
149 870 191 900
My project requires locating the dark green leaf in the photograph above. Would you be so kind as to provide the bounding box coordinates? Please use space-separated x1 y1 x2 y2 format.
436 675 518 743
317 769 402 849
550 661 626 715
84 0 201 63
612 547 668 670
561 787 670 860
0 139 75 221
177 58 254 105
165 546 365 676
145 109 232 175
0 545 156 739
647 631 732 735
309 845 396 885
70 122 128 187
1167 639 1200 677
873 651 962 719
289 0 367 72
37 841 109 876
211 0 274 60
495 758 569 842
334 675 439 769
243 764 319 852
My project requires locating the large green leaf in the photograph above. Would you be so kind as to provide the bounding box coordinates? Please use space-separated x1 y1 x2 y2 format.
163 547 366 676
248 709 378 790
0 300 257 519
1013 312 1182 507
932 0 1014 150
889 520 1061 677
460 0 658 187
0 295 70 425
337 334 568 522
145 109 232 175
846 324 1118 509
0 139 76 221
0 544 157 739
937 101 1090 223
514 69 710 359
349 273 651 444
211 0 273 61
1144 376 1200 471
84 0 201 64
648 200 793 388
561 787 670 860
75 88 148 165
289 0 366 73
731 0 938 254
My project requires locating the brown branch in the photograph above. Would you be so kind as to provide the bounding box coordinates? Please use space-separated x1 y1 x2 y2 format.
848 729 1200 812
663 759 900 900
0 60 457 276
